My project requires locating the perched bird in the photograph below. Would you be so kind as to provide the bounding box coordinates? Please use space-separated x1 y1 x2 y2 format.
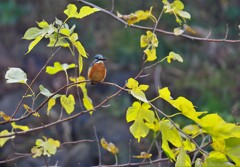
88 54 107 85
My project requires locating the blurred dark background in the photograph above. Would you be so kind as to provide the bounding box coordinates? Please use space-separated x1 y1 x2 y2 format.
0 0 240 166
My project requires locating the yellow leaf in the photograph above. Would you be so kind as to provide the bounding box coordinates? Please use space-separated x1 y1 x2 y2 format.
23 104 40 117
144 48 157 61
198 114 240 140
126 78 149 103
211 138 225 152
78 6 100 18
60 94 75 115
78 54 83 75
72 41 87 58
183 139 196 152
145 118 160 132
25 36 43 55
0 130 15 147
182 124 202 137
126 78 139 89
159 87 207 122
11 122 29 131
47 98 56 115
225 137 240 166
117 7 156 25
32 137 60 158
176 147 191 167
64 4 78 18
100 138 119 155
133 152 152 159
70 76 94 115
166 51 183 63
126 102 155 142
203 151 234 167
0 111 11 121
131 88 148 103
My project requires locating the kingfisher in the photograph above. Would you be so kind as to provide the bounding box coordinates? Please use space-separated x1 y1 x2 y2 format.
88 54 107 85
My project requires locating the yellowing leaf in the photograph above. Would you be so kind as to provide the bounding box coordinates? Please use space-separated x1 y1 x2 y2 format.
78 6 100 18
73 41 87 58
126 102 155 142
133 152 152 159
46 62 76 75
0 111 11 121
140 31 158 62
159 87 207 122
211 138 225 152
100 138 119 155
0 130 15 147
175 147 191 167
198 114 240 140
117 7 156 25
126 78 149 103
166 51 183 63
162 0 191 25
173 27 185 35
182 124 202 138
202 151 235 167
25 36 43 55
70 76 94 115
144 48 157 61
160 120 182 161
225 137 240 165
47 98 56 115
5 67 27 84
78 54 83 75
64 4 78 18
32 136 60 158
23 104 40 117
145 118 160 132
60 94 75 115
37 20 49 29
183 139 196 152
11 122 29 131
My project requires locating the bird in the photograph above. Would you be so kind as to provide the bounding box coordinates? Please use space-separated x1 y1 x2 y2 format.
88 54 107 85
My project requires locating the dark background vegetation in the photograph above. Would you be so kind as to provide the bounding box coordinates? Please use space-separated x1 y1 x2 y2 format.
0 0 240 166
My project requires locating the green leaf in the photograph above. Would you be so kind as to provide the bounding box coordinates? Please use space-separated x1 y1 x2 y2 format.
60 94 75 115
203 151 235 167
22 27 45 40
39 85 52 97
46 62 76 75
78 6 100 18
0 130 15 147
175 147 191 167
5 67 27 84
32 136 60 158
11 122 29 131
126 102 155 142
25 36 43 54
64 4 78 18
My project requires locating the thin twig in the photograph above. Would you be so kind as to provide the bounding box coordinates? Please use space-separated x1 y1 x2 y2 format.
61 139 95 146
94 126 102 166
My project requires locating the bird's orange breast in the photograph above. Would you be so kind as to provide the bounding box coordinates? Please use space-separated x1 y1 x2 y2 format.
88 62 106 83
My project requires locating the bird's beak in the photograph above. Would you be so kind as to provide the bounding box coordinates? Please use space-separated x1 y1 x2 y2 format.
100 58 106 61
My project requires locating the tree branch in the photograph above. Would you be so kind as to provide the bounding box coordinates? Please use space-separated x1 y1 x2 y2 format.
77 0 240 43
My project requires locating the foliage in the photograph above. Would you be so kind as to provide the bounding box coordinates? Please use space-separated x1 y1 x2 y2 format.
0 1 239 167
